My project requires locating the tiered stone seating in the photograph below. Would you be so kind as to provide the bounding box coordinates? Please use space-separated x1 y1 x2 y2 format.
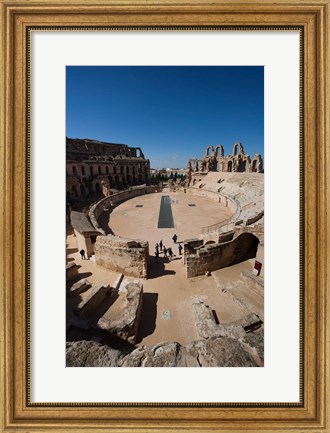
189 172 264 233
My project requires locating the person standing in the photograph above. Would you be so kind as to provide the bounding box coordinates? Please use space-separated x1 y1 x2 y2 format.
155 242 159 255
163 246 167 257
178 243 183 255
168 247 173 261
79 249 85 260
172 234 178 243
159 240 163 251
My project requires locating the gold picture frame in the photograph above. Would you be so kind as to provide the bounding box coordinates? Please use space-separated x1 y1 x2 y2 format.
0 0 329 431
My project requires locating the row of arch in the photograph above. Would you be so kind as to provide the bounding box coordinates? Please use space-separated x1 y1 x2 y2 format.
205 142 245 158
69 163 145 177
66 173 147 201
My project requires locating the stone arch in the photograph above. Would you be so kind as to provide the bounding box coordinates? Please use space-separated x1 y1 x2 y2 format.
233 233 259 263
232 142 244 156
227 160 233 172
205 145 214 156
113 165 117 174
98 165 102 175
72 166 77 175
81 166 85 175
252 159 258 172
105 166 109 174
214 145 224 157
126 166 130 174
108 176 112 187
217 161 223 172
95 182 101 194
71 185 78 198
80 184 86 197
127 174 131 184
90 166 94 176
204 240 216 246
114 175 119 185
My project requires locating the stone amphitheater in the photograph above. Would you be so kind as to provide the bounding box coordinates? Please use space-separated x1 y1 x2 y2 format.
66 142 264 367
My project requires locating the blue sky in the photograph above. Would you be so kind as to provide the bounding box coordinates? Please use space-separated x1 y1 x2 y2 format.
66 66 264 169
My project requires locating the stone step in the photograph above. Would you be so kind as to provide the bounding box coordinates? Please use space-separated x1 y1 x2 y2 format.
66 262 79 282
68 278 90 297
75 284 110 318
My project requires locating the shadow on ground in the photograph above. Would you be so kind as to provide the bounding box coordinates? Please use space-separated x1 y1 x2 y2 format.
147 256 176 279
135 292 158 343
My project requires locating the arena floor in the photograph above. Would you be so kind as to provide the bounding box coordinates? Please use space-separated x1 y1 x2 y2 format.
98 191 233 252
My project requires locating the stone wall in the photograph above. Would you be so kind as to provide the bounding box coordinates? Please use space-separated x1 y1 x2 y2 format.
95 235 149 278
73 229 94 258
97 282 143 344
185 232 260 278
89 185 160 234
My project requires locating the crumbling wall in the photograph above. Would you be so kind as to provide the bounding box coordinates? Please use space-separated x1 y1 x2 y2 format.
89 185 160 233
95 235 149 278
97 282 143 344
185 232 259 278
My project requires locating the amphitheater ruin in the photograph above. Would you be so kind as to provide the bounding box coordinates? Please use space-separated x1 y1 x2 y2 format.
66 139 264 367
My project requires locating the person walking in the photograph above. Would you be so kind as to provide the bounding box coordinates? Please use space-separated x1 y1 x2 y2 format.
159 240 163 251
172 234 178 243
163 246 167 257
178 243 183 255
155 242 159 255
155 249 159 259
168 247 173 261
79 249 85 260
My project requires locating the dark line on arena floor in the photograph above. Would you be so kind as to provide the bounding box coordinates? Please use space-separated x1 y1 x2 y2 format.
157 195 175 228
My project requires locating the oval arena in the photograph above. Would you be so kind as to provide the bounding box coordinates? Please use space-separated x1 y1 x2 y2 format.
66 139 264 367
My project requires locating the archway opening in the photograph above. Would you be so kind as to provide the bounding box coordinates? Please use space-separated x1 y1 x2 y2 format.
227 161 233 172
95 182 101 194
233 233 259 264
71 185 77 198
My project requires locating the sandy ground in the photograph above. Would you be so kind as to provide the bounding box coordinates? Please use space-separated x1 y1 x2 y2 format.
98 191 233 252
66 192 264 347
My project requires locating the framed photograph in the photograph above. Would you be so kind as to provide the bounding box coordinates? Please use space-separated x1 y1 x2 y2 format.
1 0 329 432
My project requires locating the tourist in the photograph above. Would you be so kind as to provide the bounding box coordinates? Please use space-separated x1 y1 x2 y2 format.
155 249 159 259
172 234 178 243
168 247 173 261
159 240 163 251
79 249 85 260
163 246 167 257
155 242 159 255
178 244 183 255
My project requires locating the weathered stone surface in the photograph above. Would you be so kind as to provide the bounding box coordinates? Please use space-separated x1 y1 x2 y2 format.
66 337 259 367
193 301 245 340
184 337 258 367
193 301 225 339
119 342 182 367
66 340 123 367
68 278 90 297
185 231 259 278
95 235 149 278
97 282 143 343
76 285 110 318
240 326 264 366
